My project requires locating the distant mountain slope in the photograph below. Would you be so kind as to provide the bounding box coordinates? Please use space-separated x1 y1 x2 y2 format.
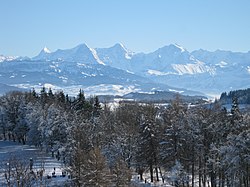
0 58 201 97
33 44 104 65
0 83 27 95
0 54 19 62
122 90 207 103
96 43 134 70
1 43 249 96
95 44 250 95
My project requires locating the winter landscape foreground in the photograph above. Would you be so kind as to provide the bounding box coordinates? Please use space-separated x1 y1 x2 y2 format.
0 140 69 186
0 88 249 187
0 140 172 187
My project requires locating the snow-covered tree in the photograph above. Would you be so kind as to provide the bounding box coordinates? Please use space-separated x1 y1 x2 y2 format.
160 96 188 167
220 114 250 187
169 160 188 187
136 104 160 183
112 157 132 186
14 100 29 144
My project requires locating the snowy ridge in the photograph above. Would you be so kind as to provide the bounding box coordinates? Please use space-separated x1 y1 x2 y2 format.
216 61 228 68
43 47 51 53
171 61 212 75
147 70 174 76
0 55 19 62
117 42 134 59
0 43 250 95
95 43 134 69
173 43 186 53
247 66 250 74
89 47 105 65
33 43 105 65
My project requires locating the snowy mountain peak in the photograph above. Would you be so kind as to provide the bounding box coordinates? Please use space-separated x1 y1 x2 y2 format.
156 44 187 55
73 43 90 51
32 47 51 60
1 43 250 95
43 47 51 53
113 42 127 51
111 43 129 52
173 43 186 52
111 43 134 59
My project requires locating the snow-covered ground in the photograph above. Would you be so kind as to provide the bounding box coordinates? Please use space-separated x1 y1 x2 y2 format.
0 140 176 187
0 140 69 186
131 174 174 187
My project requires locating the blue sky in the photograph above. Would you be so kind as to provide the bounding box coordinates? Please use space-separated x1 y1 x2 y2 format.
0 0 250 56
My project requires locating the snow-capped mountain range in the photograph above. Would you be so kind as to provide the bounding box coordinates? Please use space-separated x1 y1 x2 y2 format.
0 55 19 62
0 43 249 97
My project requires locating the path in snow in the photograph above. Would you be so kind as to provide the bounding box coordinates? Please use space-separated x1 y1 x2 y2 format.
0 140 68 186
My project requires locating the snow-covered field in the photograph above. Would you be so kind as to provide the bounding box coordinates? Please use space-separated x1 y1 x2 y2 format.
0 140 176 187
131 175 174 187
0 140 69 186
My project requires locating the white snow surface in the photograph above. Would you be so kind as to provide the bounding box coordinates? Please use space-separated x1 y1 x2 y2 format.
117 42 134 59
173 43 186 53
216 61 228 68
247 66 250 74
0 141 68 186
148 69 174 76
171 61 211 75
13 83 141 97
168 89 184 93
43 47 51 53
0 55 18 62
1 43 250 95
89 47 106 65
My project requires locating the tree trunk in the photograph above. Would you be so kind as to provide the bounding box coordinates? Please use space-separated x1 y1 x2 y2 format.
12 134 16 142
155 167 159 181
138 168 144 181
192 159 195 187
150 163 153 182
3 127 6 140
210 170 216 187
199 155 202 187
159 167 164 183
221 170 225 187
22 137 26 145
139 173 143 181
203 157 206 187
8 132 11 140
186 165 190 187
246 164 249 187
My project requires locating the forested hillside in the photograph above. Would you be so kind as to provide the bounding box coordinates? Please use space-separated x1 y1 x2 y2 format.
0 89 249 186
220 88 250 104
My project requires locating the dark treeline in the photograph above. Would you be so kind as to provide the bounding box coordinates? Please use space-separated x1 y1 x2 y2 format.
220 88 250 104
0 88 249 187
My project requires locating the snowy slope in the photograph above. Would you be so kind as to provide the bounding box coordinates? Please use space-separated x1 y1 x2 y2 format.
0 58 200 97
33 44 105 65
128 45 249 94
0 83 27 95
1 43 250 96
0 55 19 62
32 47 51 60
128 44 214 76
96 43 134 70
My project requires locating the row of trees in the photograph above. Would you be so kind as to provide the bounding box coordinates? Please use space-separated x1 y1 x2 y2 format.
0 88 249 186
220 88 250 104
